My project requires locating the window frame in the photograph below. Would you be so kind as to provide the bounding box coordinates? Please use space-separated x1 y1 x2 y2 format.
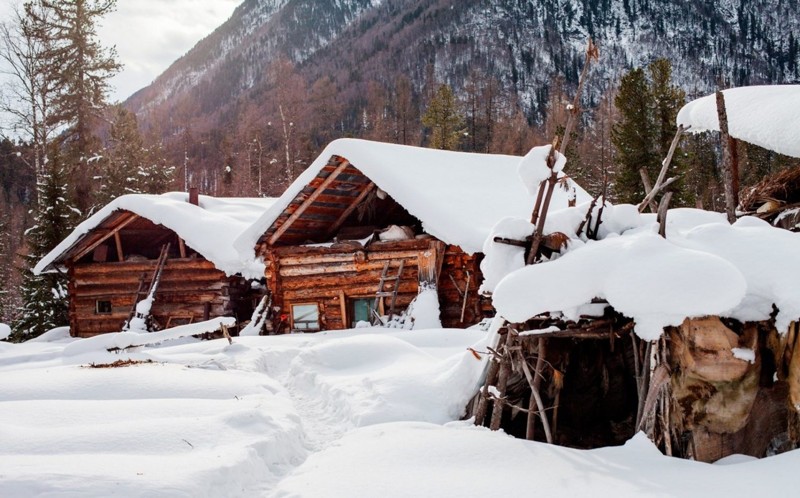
95 299 113 315
289 302 321 332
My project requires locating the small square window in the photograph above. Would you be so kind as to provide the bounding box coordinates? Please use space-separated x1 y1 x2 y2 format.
291 303 320 331
96 300 112 314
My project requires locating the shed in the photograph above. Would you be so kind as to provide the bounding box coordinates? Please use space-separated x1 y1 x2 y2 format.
235 139 589 332
36 192 275 337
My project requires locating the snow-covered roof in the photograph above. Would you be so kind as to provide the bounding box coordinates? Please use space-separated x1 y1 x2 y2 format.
677 85 800 158
492 206 800 340
35 192 276 278
235 139 590 255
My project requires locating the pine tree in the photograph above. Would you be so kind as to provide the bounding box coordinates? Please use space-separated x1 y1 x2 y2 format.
612 68 658 204
12 155 75 340
94 106 174 208
648 59 687 204
612 59 686 204
421 84 464 150
33 0 121 211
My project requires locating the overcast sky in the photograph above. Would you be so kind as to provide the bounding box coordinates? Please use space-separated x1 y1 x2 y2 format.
1 0 241 102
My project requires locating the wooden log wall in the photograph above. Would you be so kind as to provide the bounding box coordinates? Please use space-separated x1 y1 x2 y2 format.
68 259 237 337
264 240 490 331
266 241 426 330
438 246 486 328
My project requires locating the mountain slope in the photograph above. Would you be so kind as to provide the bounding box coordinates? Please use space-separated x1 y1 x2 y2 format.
124 0 800 191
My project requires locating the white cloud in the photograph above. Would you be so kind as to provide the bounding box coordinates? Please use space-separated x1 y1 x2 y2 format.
99 0 241 102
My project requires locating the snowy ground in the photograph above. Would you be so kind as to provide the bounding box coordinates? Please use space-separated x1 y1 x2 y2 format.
1 326 798 497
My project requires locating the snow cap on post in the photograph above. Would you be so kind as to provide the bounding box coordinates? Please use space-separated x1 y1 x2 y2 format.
517 145 567 196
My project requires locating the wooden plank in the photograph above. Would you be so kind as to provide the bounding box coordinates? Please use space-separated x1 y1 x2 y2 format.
326 182 376 239
178 237 187 258
114 232 124 262
279 259 418 277
284 281 419 301
72 213 140 262
339 290 348 328
268 160 352 245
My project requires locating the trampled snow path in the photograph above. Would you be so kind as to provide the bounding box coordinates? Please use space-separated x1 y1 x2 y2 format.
5 328 799 497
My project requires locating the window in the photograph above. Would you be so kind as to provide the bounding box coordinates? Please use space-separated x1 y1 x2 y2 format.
96 300 112 314
290 303 320 331
350 298 378 327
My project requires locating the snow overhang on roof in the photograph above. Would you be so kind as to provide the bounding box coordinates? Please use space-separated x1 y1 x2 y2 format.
677 85 800 158
234 139 591 256
35 192 276 279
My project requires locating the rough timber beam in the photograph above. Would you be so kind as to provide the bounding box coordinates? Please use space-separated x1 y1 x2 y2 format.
325 181 376 240
268 159 352 245
72 213 140 262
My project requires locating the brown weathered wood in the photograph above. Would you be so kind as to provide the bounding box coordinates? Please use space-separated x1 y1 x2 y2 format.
114 232 124 262
326 182 376 239
338 290 348 328
475 332 506 426
72 213 139 262
639 168 659 213
178 237 187 258
638 125 685 213
268 160 353 245
489 339 512 431
527 337 547 440
716 91 738 223
635 341 653 429
657 192 673 238
518 345 553 444
279 259 418 277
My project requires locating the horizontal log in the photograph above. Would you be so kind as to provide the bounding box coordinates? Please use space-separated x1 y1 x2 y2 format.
73 280 228 297
72 258 219 273
279 259 419 277
280 268 420 290
73 272 227 287
284 282 419 301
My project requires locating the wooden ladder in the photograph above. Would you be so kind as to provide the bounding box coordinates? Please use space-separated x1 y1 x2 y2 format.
372 260 404 322
124 243 170 330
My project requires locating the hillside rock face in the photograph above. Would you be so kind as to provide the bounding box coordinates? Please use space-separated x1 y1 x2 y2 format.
124 0 799 183
128 0 799 117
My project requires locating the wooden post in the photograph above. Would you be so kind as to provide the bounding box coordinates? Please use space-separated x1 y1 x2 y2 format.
639 168 659 213
526 337 548 440
489 335 513 431
518 345 553 444
474 332 507 426
178 238 187 259
638 125 685 213
114 231 124 262
657 192 673 238
339 290 348 328
716 91 739 224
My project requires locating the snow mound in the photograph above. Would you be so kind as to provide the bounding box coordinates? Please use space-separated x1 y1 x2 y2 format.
271 423 798 498
62 317 235 356
677 85 800 158
493 208 800 339
286 332 487 427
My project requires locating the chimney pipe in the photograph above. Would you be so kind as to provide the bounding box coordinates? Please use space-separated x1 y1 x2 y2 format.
189 187 199 206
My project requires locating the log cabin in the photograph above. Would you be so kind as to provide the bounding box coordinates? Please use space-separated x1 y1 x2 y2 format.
234 139 589 332
35 191 275 337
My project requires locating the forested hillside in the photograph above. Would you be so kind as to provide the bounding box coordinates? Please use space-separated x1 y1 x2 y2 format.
125 0 800 197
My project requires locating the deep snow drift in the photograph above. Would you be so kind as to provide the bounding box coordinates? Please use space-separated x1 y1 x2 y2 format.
1 327 798 497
